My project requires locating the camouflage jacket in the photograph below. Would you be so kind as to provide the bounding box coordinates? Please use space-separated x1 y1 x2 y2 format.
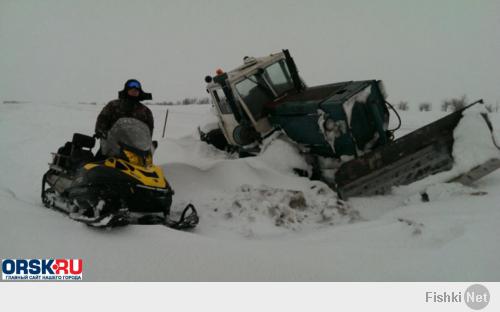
95 99 154 136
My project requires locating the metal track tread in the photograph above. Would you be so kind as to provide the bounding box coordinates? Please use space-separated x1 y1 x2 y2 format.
336 144 453 199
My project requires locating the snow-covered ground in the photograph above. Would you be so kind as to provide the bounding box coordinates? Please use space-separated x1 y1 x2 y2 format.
1 102 499 281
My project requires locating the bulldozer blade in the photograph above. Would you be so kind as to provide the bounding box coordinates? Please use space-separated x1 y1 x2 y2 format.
334 102 498 199
448 158 500 186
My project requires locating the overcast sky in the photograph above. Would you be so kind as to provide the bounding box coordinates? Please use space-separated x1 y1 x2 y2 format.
1 0 499 106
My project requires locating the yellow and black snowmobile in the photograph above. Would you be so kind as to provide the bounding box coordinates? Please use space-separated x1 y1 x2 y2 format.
41 118 198 229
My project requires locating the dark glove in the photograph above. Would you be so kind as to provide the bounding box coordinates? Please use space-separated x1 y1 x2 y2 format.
94 130 107 139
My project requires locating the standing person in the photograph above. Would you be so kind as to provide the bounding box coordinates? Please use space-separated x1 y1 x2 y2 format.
95 79 154 137
94 79 154 158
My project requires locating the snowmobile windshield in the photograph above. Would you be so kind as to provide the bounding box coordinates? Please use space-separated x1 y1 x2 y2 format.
104 118 152 156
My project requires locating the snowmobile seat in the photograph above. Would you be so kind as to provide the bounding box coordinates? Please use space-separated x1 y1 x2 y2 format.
51 142 73 170
72 133 95 149
51 135 95 171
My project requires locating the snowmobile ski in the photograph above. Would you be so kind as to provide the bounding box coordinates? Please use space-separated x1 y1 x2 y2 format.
164 204 199 229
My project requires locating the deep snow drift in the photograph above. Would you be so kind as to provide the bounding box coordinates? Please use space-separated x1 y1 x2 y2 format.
0 102 499 281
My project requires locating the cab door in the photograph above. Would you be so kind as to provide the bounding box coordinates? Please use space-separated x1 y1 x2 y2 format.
210 88 240 146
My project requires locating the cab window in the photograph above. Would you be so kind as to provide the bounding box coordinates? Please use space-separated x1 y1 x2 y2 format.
212 89 232 114
235 75 274 120
264 60 294 95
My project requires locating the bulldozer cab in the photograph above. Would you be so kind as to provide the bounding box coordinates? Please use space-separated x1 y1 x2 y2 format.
206 50 303 146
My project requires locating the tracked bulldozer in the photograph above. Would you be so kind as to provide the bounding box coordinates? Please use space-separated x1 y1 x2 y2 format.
199 50 500 199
